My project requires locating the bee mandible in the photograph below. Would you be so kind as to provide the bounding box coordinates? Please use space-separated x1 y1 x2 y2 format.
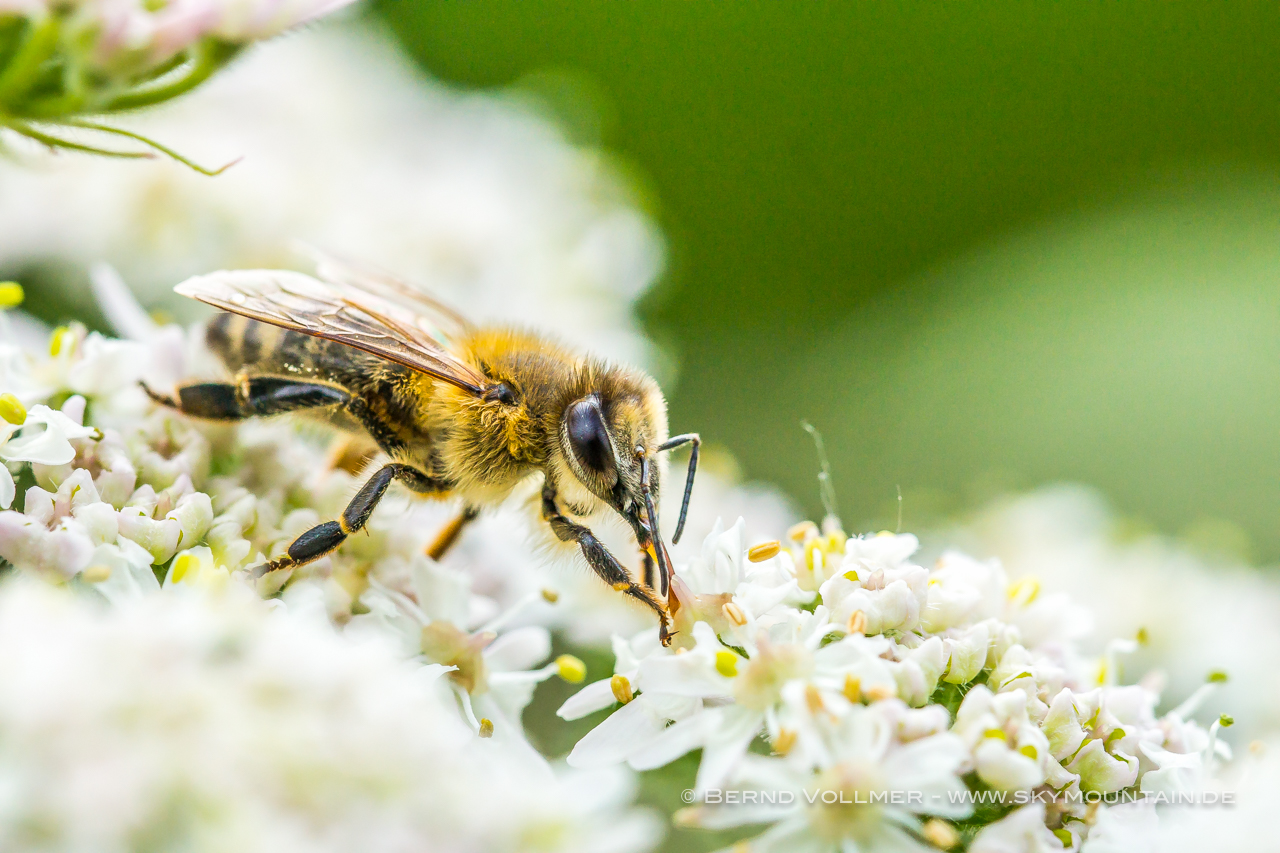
143 258 698 645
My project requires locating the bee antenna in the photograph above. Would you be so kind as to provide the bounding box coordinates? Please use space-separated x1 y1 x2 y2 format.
638 447 674 591
657 433 700 544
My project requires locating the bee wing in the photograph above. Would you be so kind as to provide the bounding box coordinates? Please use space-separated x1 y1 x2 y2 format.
301 248 474 343
175 269 488 395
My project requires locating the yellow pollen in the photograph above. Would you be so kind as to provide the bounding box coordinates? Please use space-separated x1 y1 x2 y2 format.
555 654 586 683
772 728 797 756
722 601 747 626
49 326 76 357
0 282 23 308
81 564 112 583
611 674 634 704
715 650 740 677
787 520 818 542
921 818 959 849
804 683 823 713
541 588 560 603
843 673 862 704
612 581 630 591
478 718 494 738
170 553 200 585
748 540 782 562
1007 576 1040 606
0 393 26 425
865 684 895 702
846 610 867 634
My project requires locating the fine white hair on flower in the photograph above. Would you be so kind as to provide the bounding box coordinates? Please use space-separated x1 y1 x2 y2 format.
0 21 665 370
0 579 661 853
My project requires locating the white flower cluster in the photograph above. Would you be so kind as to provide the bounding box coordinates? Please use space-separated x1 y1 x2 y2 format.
560 518 1233 851
0 578 658 853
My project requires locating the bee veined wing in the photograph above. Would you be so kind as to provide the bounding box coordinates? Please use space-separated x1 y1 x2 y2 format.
300 248 473 344
175 269 488 394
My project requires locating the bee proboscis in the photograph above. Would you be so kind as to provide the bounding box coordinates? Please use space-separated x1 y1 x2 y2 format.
145 258 698 645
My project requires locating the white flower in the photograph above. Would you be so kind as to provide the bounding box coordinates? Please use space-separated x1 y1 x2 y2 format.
968 803 1062 853
0 580 660 853
0 398 96 508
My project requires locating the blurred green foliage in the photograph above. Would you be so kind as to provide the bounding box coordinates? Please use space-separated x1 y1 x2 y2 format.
383 2 1280 560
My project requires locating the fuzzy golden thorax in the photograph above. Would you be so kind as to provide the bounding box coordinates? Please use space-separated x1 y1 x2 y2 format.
428 328 669 520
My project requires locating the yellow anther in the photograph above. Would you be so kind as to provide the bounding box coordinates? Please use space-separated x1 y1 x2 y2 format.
772 728 797 756
825 530 847 553
748 540 782 562
478 718 494 738
170 552 200 584
1019 743 1038 759
1219 714 1235 728
541 588 560 603
843 673 862 704
611 674 634 704
846 610 867 635
0 282 22 308
787 520 818 542
876 530 895 538
715 650 740 678
1135 627 1149 646
722 601 747 626
0 393 26 425
921 818 959 850
983 728 1007 741
865 684 895 702
805 540 824 572
49 326 76 357
804 683 823 713
842 568 859 582
1208 670 1229 683
555 654 586 683
81 564 112 583
1007 576 1040 606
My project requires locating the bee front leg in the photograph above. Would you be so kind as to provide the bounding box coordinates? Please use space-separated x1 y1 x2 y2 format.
541 485 674 646
255 463 449 577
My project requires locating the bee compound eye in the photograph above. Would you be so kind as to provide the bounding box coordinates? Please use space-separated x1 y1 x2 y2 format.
566 397 615 478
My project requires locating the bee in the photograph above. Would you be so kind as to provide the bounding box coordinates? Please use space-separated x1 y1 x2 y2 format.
143 259 698 645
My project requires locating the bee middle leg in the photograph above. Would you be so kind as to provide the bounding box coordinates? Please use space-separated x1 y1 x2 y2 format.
254 463 449 577
142 375 350 420
541 485 674 646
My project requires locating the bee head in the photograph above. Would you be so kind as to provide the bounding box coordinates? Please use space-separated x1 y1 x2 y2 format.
558 379 668 549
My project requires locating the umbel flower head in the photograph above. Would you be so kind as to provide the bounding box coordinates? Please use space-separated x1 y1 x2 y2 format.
560 518 1234 851
0 0 356 169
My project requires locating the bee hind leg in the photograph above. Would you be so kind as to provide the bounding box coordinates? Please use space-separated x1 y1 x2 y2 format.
541 486 674 646
425 505 480 561
141 376 349 421
254 463 449 577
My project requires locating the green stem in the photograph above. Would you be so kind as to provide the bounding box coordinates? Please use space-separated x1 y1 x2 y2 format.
4 119 153 160
0 15 59 106
62 117 240 175
100 38 241 113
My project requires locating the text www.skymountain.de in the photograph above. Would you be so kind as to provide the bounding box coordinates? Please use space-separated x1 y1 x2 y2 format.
698 789 1236 806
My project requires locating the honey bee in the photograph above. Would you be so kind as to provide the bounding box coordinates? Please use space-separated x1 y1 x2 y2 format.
143 259 698 645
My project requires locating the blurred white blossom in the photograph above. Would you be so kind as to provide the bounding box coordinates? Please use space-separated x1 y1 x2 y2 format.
0 579 659 853
0 21 666 368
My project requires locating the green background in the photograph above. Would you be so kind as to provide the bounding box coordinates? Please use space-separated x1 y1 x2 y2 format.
380 1 1280 562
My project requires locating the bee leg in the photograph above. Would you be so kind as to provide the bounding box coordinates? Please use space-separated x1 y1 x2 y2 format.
425 505 480 561
141 376 349 421
541 486 675 646
254 463 448 577
657 433 700 544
